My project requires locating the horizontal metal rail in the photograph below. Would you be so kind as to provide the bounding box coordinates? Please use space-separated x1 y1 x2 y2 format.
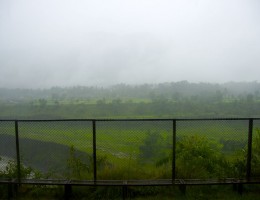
1 117 260 122
1 178 260 186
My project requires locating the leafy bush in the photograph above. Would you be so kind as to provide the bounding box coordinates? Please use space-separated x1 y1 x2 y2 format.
156 135 230 179
0 158 39 179
66 145 110 180
139 131 167 163
252 128 260 177
231 128 260 178
175 135 229 179
66 146 90 179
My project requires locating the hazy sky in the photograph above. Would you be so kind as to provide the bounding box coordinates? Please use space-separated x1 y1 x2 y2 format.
0 0 260 88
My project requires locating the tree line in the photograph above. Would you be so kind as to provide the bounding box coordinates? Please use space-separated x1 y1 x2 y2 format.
0 81 260 119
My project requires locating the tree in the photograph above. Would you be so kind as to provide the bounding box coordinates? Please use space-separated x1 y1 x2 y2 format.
139 131 166 163
175 135 229 179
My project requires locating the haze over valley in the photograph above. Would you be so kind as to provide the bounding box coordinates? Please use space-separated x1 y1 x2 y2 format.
1 0 260 89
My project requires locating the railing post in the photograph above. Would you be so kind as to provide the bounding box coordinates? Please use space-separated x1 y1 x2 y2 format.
246 118 253 181
172 119 176 184
92 120 97 182
15 120 21 184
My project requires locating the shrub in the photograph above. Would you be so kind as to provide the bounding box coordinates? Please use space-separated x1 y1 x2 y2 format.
252 128 260 177
66 145 90 179
175 135 229 179
139 131 167 163
0 158 39 179
231 128 260 178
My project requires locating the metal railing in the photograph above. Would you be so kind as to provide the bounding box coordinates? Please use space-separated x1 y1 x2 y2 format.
0 118 260 184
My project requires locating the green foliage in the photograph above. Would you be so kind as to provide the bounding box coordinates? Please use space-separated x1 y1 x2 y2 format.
0 158 39 179
66 145 110 180
66 145 90 179
252 128 260 176
175 135 229 179
139 131 167 163
220 138 247 153
1 128 260 198
1 82 260 119
156 135 230 179
231 128 260 178
231 149 247 178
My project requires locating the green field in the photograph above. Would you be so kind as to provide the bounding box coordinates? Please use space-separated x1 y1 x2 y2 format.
1 119 260 181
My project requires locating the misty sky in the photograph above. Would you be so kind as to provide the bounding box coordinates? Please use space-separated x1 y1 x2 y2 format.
0 0 260 88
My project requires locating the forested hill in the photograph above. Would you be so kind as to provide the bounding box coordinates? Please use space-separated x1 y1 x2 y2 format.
0 81 260 119
1 81 260 101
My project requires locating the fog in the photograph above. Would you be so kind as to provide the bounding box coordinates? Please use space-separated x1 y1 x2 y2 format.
0 0 260 88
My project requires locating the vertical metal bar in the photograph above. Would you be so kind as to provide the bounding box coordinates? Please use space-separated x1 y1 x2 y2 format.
246 118 253 180
64 184 72 199
92 120 97 182
122 185 128 200
172 119 176 184
238 184 243 195
15 120 21 184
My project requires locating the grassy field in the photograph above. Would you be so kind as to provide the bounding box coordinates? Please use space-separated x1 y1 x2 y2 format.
1 119 260 199
1 119 259 180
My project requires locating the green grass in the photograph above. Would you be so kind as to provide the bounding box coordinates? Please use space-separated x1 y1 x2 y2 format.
1 120 259 199
1 120 259 180
0 120 254 161
0 120 254 163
